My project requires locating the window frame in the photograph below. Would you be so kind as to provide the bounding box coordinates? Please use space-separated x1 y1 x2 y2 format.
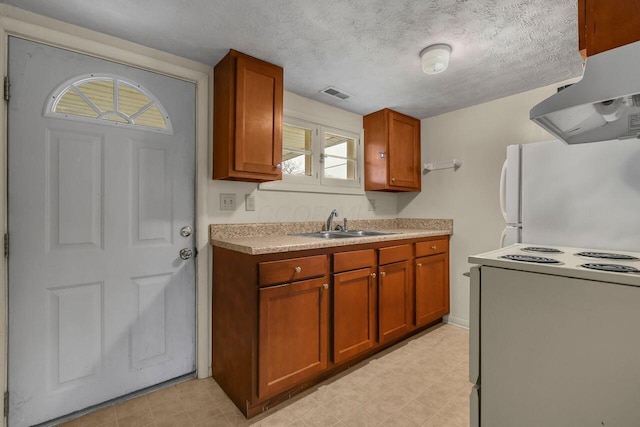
260 115 364 195
43 73 173 134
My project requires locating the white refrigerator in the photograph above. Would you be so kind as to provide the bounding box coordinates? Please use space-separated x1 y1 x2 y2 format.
499 138 640 251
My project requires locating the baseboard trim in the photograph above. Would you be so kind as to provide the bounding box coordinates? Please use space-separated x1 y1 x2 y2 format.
444 314 469 329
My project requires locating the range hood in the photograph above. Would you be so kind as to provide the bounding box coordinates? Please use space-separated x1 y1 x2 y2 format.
531 40 640 145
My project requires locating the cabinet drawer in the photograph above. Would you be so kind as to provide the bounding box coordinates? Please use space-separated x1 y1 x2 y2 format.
259 255 328 286
333 249 375 273
416 238 448 257
378 244 412 265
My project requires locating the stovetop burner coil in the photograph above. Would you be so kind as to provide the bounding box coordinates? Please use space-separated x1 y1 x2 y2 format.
521 247 564 254
576 252 639 261
580 263 640 273
500 255 562 264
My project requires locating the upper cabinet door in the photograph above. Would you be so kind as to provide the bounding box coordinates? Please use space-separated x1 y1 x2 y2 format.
387 110 421 190
363 108 421 192
580 0 640 57
213 49 283 182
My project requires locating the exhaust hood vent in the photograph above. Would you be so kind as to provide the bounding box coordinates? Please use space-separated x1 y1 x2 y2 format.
320 86 351 101
530 41 640 145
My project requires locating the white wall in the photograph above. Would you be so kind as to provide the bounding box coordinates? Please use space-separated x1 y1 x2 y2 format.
398 79 578 327
206 91 398 224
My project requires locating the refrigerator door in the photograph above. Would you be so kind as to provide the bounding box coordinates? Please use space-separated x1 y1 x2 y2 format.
470 385 480 427
521 139 640 251
503 144 521 225
469 266 480 385
500 226 521 247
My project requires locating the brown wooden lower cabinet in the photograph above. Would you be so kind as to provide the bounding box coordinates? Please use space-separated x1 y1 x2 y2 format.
258 277 329 398
415 252 449 327
378 260 411 343
212 234 449 418
333 266 377 363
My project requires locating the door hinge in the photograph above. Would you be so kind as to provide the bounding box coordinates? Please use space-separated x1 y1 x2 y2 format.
3 391 8 417
3 234 8 258
3 77 9 102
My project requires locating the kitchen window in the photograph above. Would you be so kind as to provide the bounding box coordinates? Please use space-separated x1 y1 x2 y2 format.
261 116 363 194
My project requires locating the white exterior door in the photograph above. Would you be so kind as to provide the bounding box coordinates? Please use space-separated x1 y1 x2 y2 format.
8 37 196 426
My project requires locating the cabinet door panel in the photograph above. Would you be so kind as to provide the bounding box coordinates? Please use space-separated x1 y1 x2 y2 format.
333 267 376 363
235 54 283 176
258 277 328 398
584 0 640 56
415 253 449 326
388 111 420 190
378 261 411 343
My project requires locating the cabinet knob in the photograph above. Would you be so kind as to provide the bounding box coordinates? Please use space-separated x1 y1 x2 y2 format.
431 246 437 250
391 178 396 183
322 283 329 290
294 266 302 273
380 271 386 277
371 272 376 278
275 163 282 170
417 263 422 267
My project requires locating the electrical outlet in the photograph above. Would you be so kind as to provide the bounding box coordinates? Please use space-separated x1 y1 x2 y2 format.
245 194 256 211
220 194 236 210
368 198 376 211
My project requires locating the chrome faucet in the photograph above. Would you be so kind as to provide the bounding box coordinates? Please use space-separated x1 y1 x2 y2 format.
326 209 338 231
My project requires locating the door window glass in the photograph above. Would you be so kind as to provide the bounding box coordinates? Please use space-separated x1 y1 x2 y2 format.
45 74 172 134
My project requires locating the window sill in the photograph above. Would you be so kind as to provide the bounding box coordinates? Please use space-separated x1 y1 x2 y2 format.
258 180 366 195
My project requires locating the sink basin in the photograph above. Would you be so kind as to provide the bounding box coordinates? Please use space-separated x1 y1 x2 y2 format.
343 230 396 237
292 230 396 239
293 231 356 239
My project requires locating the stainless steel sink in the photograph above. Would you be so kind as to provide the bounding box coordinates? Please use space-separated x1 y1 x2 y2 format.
292 230 396 239
343 230 395 237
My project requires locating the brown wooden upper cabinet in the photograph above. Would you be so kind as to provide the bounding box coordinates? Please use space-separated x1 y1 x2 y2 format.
213 49 283 182
578 0 640 58
363 108 421 192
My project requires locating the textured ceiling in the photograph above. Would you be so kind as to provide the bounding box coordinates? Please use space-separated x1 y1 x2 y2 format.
1 0 584 119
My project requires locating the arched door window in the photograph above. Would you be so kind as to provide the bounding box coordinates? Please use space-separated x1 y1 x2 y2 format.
45 74 173 134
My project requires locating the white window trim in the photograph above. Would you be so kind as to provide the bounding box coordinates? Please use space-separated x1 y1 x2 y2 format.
44 73 174 134
260 115 365 195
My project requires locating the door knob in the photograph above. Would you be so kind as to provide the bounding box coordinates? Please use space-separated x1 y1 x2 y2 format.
179 248 193 260
180 226 192 237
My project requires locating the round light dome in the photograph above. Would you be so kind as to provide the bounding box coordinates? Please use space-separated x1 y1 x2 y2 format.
420 44 452 75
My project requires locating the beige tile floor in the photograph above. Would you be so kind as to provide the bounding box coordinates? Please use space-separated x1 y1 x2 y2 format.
60 323 470 427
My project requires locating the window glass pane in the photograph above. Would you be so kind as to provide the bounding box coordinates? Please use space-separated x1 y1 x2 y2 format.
76 80 114 113
118 83 153 117
323 132 357 180
103 113 129 124
134 105 167 129
283 124 312 176
54 90 99 118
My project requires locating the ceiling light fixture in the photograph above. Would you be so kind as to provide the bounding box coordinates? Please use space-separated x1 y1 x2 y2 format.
420 44 452 75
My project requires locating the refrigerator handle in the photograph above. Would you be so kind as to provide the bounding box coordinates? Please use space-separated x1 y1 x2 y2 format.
500 227 507 248
499 159 508 222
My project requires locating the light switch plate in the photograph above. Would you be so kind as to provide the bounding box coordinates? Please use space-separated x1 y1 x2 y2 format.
245 194 256 211
220 194 236 210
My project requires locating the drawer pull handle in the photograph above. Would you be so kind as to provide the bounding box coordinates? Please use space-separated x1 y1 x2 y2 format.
417 263 422 267
431 246 437 250
322 283 329 289
371 272 376 278
294 266 302 273
380 271 386 277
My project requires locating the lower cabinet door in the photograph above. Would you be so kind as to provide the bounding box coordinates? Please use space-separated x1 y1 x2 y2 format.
378 260 411 343
333 267 377 363
415 253 449 326
258 277 329 399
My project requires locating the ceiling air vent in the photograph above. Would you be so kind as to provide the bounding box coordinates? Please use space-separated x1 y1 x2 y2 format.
320 86 351 101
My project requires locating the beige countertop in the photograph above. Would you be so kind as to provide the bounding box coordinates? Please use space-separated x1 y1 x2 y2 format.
210 218 452 255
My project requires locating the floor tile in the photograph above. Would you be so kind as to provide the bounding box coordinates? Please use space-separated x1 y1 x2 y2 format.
66 323 471 427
